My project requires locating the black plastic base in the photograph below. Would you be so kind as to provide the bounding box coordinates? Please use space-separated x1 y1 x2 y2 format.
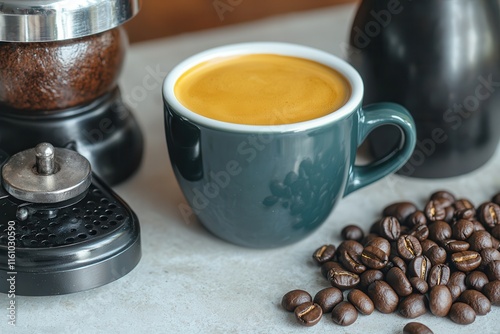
0 171 141 296
0 88 143 185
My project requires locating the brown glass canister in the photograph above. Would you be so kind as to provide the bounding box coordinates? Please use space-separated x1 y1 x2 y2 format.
0 0 143 185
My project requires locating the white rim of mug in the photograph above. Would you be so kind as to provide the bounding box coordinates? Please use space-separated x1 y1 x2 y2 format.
163 42 364 133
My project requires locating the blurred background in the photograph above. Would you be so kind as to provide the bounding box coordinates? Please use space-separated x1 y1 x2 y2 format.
124 0 356 43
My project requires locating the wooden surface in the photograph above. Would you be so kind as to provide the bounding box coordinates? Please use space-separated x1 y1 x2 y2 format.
124 0 357 43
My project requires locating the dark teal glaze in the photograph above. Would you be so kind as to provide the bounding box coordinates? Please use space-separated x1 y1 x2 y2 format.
165 102 415 248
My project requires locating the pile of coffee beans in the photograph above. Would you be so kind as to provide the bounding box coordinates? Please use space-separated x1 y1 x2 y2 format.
281 190 500 332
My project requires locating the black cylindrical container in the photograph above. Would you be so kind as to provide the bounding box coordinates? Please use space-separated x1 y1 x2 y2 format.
349 0 500 178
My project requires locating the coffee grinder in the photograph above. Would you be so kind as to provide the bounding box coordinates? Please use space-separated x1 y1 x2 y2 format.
0 0 144 185
0 1 143 296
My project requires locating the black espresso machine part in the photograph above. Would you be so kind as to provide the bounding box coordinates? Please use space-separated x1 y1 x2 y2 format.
0 143 141 296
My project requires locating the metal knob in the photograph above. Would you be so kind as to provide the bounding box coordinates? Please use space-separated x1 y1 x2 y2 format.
1 143 92 203
35 143 56 176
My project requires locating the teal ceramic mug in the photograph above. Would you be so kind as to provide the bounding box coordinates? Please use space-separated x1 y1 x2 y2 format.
163 42 416 248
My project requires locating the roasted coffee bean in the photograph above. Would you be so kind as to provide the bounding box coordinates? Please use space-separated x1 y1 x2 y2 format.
408 255 432 281
448 272 467 301
365 237 391 255
420 239 438 253
331 301 358 326
403 322 434 334
313 287 343 313
383 202 417 224
458 290 491 315
454 198 475 212
429 285 452 317
398 293 427 319
448 285 463 302
478 202 500 228
491 225 500 240
449 271 467 289
410 277 429 294
294 302 322 326
492 193 500 206
480 248 500 268
465 271 489 291
282 290 312 311
409 224 430 242
405 211 427 227
427 221 452 242
452 219 475 241
347 289 374 315
369 221 379 234
360 245 388 270
378 216 401 241
397 235 422 261
448 302 476 325
431 190 456 207
327 266 360 290
428 264 450 288
451 251 482 272
492 237 500 250
472 220 486 232
424 245 447 266
425 200 446 222
442 239 470 252
338 251 366 274
337 240 366 274
434 197 452 209
359 269 384 290
337 240 364 258
392 256 407 273
486 260 500 281
389 241 400 260
341 225 364 242
443 206 455 223
312 244 336 265
482 280 500 305
381 260 395 274
386 267 413 297
401 225 410 235
367 280 399 313
454 208 476 221
467 231 493 252
321 261 339 279
362 233 379 246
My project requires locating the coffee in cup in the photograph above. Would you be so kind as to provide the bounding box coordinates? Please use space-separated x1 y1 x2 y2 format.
174 54 350 125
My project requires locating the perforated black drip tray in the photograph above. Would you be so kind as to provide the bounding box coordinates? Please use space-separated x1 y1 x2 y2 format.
0 177 141 296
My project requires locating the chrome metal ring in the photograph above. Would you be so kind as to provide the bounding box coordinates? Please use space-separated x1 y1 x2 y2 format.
0 0 141 42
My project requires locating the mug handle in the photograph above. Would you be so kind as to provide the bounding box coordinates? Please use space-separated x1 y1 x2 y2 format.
343 102 416 196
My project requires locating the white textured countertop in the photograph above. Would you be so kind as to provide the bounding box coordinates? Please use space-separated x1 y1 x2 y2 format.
3 3 500 333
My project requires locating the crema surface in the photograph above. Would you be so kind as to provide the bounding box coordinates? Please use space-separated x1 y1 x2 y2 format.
175 54 351 125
